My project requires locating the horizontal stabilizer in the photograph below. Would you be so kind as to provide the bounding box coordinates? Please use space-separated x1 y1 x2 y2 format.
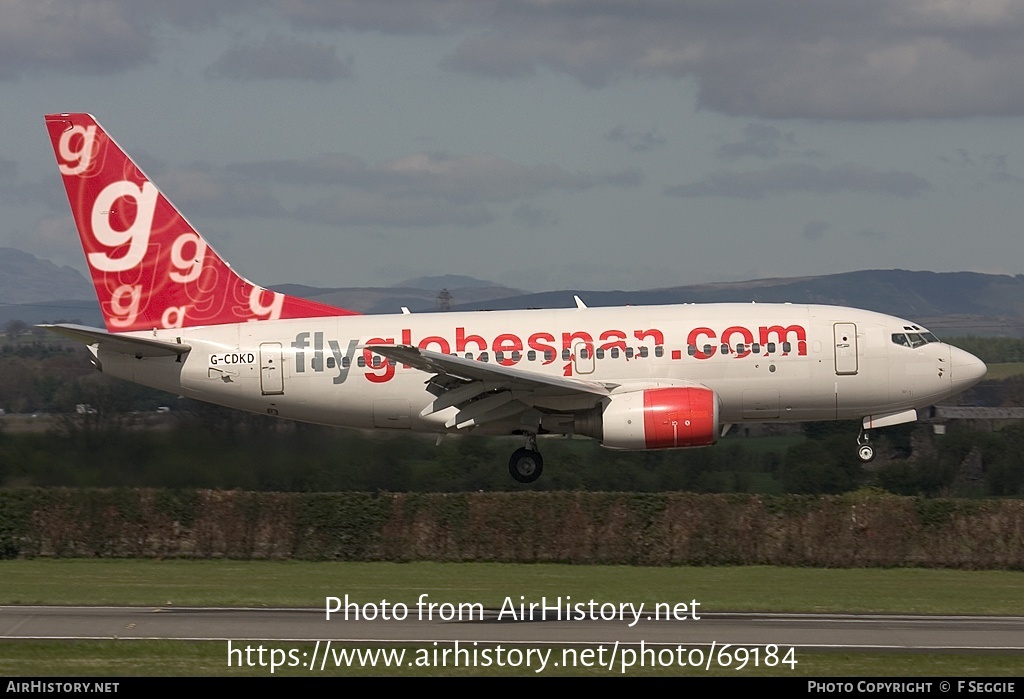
40 324 191 358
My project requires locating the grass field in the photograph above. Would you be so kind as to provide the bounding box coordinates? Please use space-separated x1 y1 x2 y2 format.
1 560 1022 676
983 362 1024 380
3 560 1024 613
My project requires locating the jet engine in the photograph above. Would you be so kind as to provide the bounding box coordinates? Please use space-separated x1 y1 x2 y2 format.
576 386 719 450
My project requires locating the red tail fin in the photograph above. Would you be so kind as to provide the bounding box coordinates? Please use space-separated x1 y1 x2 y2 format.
44 113 357 332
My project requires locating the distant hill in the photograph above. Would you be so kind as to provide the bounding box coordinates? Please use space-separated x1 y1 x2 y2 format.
0 248 92 303
443 270 1024 335
0 248 101 327
271 283 524 315
393 275 500 290
1 248 1022 334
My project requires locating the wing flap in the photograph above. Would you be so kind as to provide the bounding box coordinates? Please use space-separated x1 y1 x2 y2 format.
365 344 613 432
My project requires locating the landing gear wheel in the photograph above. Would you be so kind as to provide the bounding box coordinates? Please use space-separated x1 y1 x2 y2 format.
509 448 544 483
857 443 875 463
856 427 875 463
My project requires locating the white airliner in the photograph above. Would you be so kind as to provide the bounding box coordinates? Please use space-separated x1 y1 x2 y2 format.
43 113 987 483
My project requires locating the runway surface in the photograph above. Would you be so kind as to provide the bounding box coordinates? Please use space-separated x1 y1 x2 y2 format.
3 606 1023 652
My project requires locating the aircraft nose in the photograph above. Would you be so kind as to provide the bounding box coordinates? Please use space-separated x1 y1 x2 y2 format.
949 346 987 393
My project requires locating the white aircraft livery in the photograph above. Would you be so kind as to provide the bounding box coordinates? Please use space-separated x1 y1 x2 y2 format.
43 113 987 483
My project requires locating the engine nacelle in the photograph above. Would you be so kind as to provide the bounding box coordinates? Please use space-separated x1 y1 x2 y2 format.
577 386 720 450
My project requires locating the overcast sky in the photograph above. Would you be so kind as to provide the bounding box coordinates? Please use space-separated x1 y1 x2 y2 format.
3 0 1024 292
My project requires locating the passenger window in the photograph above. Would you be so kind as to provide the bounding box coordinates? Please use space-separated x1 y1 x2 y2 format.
342 357 350 368
721 343 730 355
545 350 555 362
527 350 536 361
703 344 713 356
495 351 505 362
479 352 489 362
751 343 760 353
735 343 746 354
596 348 605 359
639 347 649 358
767 342 776 354
610 348 619 359
782 342 792 353
687 345 697 356
562 349 571 361
357 356 366 368
655 346 664 357
579 348 589 359
511 351 521 362
625 347 634 358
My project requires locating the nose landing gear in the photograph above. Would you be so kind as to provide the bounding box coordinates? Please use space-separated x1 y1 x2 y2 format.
508 434 544 483
856 427 875 463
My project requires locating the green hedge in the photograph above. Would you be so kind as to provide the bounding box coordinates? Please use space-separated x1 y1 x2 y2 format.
0 488 1021 568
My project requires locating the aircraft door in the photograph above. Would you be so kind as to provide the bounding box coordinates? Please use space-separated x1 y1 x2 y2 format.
260 342 285 395
834 323 859 375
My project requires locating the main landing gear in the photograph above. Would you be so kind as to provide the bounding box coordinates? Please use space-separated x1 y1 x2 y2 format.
508 434 544 483
856 427 875 463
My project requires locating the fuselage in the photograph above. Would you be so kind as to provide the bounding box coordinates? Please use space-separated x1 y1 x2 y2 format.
98 302 986 438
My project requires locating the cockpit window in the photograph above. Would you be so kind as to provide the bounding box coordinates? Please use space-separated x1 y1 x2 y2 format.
892 331 941 348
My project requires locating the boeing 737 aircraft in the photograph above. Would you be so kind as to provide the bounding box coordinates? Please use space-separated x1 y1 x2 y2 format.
43 113 987 483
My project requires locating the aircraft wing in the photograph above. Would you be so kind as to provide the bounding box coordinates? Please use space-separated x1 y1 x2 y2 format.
41 324 192 358
364 344 614 430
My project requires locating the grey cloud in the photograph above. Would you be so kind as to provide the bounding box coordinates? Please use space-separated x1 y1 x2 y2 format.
436 1 1024 119
0 160 67 210
0 1 153 79
0 0 263 79
156 165 286 218
233 154 368 184
511 204 558 228
802 221 829 241
274 0 494 34
601 169 644 187
989 171 1024 184
15 1 1024 118
716 124 795 161
606 125 667 152
237 152 632 203
206 34 351 82
371 154 594 203
0 157 16 181
940 149 1024 184
299 193 494 227
665 163 931 199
